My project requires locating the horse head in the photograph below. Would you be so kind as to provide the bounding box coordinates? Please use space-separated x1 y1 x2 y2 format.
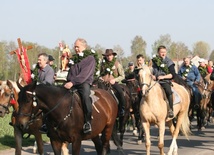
125 78 141 103
16 81 40 130
0 80 19 117
138 61 154 96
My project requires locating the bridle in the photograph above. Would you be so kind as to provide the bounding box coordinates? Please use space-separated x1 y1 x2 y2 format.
0 85 16 114
140 73 158 96
18 89 74 129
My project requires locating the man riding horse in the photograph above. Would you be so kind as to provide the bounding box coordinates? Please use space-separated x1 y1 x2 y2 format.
178 57 202 110
151 45 175 118
64 38 97 134
99 49 125 117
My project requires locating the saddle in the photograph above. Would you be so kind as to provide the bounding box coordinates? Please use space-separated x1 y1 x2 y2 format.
161 86 181 106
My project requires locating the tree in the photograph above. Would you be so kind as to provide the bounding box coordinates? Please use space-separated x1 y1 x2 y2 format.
152 34 172 55
131 35 147 60
113 45 124 62
209 50 214 61
192 41 210 58
169 42 190 60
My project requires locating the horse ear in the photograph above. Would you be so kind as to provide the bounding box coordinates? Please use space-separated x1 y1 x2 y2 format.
148 60 153 67
16 79 24 90
6 80 13 89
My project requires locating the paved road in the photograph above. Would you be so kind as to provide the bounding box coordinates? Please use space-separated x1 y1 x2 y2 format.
0 120 214 155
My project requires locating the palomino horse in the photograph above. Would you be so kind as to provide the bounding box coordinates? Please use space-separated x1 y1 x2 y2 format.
0 80 44 155
93 79 131 148
138 63 191 155
16 82 119 155
194 74 214 130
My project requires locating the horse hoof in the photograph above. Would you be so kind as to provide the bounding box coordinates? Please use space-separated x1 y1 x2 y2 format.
133 129 138 136
137 140 142 145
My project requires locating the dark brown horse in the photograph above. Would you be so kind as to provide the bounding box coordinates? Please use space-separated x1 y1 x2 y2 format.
123 78 145 144
0 80 44 155
93 79 131 148
194 74 214 130
16 82 119 155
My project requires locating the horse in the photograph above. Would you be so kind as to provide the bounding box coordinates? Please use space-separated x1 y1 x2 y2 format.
93 78 131 148
138 63 191 155
16 82 119 155
0 80 44 155
194 74 214 130
122 78 145 144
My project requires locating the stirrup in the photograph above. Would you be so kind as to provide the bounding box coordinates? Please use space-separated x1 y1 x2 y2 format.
83 122 92 134
168 109 174 118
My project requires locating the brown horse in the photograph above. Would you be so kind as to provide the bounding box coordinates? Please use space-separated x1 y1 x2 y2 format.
0 80 44 155
194 74 214 130
16 82 119 155
93 79 131 148
138 63 191 155
122 78 144 144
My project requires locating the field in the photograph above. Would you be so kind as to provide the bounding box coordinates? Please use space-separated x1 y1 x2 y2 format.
0 108 49 151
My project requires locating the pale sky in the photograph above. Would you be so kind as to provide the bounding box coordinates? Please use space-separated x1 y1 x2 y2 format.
1 0 213 57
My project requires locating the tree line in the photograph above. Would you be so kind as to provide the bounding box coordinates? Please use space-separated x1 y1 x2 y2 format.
0 34 213 81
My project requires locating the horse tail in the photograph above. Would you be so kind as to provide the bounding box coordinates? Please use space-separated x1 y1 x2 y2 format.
180 99 192 140
111 122 122 149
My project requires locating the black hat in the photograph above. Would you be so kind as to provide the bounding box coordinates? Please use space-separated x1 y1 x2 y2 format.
128 62 134 66
102 49 117 56
48 55 55 61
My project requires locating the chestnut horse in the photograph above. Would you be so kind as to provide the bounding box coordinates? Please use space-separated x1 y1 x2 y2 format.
16 82 119 155
0 80 44 155
138 63 191 155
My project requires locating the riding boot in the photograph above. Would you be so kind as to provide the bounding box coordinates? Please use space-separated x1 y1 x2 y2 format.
168 94 174 118
117 91 125 117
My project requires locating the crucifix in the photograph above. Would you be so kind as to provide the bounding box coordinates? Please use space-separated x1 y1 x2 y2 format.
10 38 33 84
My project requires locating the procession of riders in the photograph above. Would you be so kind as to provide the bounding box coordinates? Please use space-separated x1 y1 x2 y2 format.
29 38 214 134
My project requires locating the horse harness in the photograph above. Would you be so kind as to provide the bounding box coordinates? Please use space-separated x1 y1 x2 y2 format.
0 84 16 114
18 89 75 131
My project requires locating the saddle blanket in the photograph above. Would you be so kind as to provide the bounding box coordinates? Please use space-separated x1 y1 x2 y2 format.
172 88 181 105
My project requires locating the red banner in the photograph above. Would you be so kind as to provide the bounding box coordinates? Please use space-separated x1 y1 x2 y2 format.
16 47 32 84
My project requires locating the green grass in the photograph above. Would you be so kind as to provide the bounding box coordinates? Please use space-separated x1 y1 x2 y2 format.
0 108 49 151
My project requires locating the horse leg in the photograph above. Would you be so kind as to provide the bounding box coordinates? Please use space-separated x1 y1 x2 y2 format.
168 112 187 155
61 142 69 155
158 122 165 155
167 120 178 155
111 123 122 150
34 132 44 155
101 126 114 155
142 121 151 155
50 139 63 155
119 112 129 147
91 135 102 155
14 127 22 155
71 139 82 155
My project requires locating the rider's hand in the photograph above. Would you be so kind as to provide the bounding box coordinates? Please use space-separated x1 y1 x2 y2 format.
64 82 73 89
151 75 156 80
194 81 199 85
157 76 165 80
110 79 116 85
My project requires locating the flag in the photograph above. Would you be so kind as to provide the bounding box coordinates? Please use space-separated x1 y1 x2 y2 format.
16 47 32 84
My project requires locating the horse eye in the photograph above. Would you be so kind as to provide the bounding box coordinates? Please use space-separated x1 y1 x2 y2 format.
5 93 10 97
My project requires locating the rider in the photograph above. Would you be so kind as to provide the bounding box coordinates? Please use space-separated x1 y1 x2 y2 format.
124 62 135 80
178 57 201 109
48 55 57 73
100 49 126 117
35 53 55 133
152 45 175 118
198 58 209 84
64 38 96 134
